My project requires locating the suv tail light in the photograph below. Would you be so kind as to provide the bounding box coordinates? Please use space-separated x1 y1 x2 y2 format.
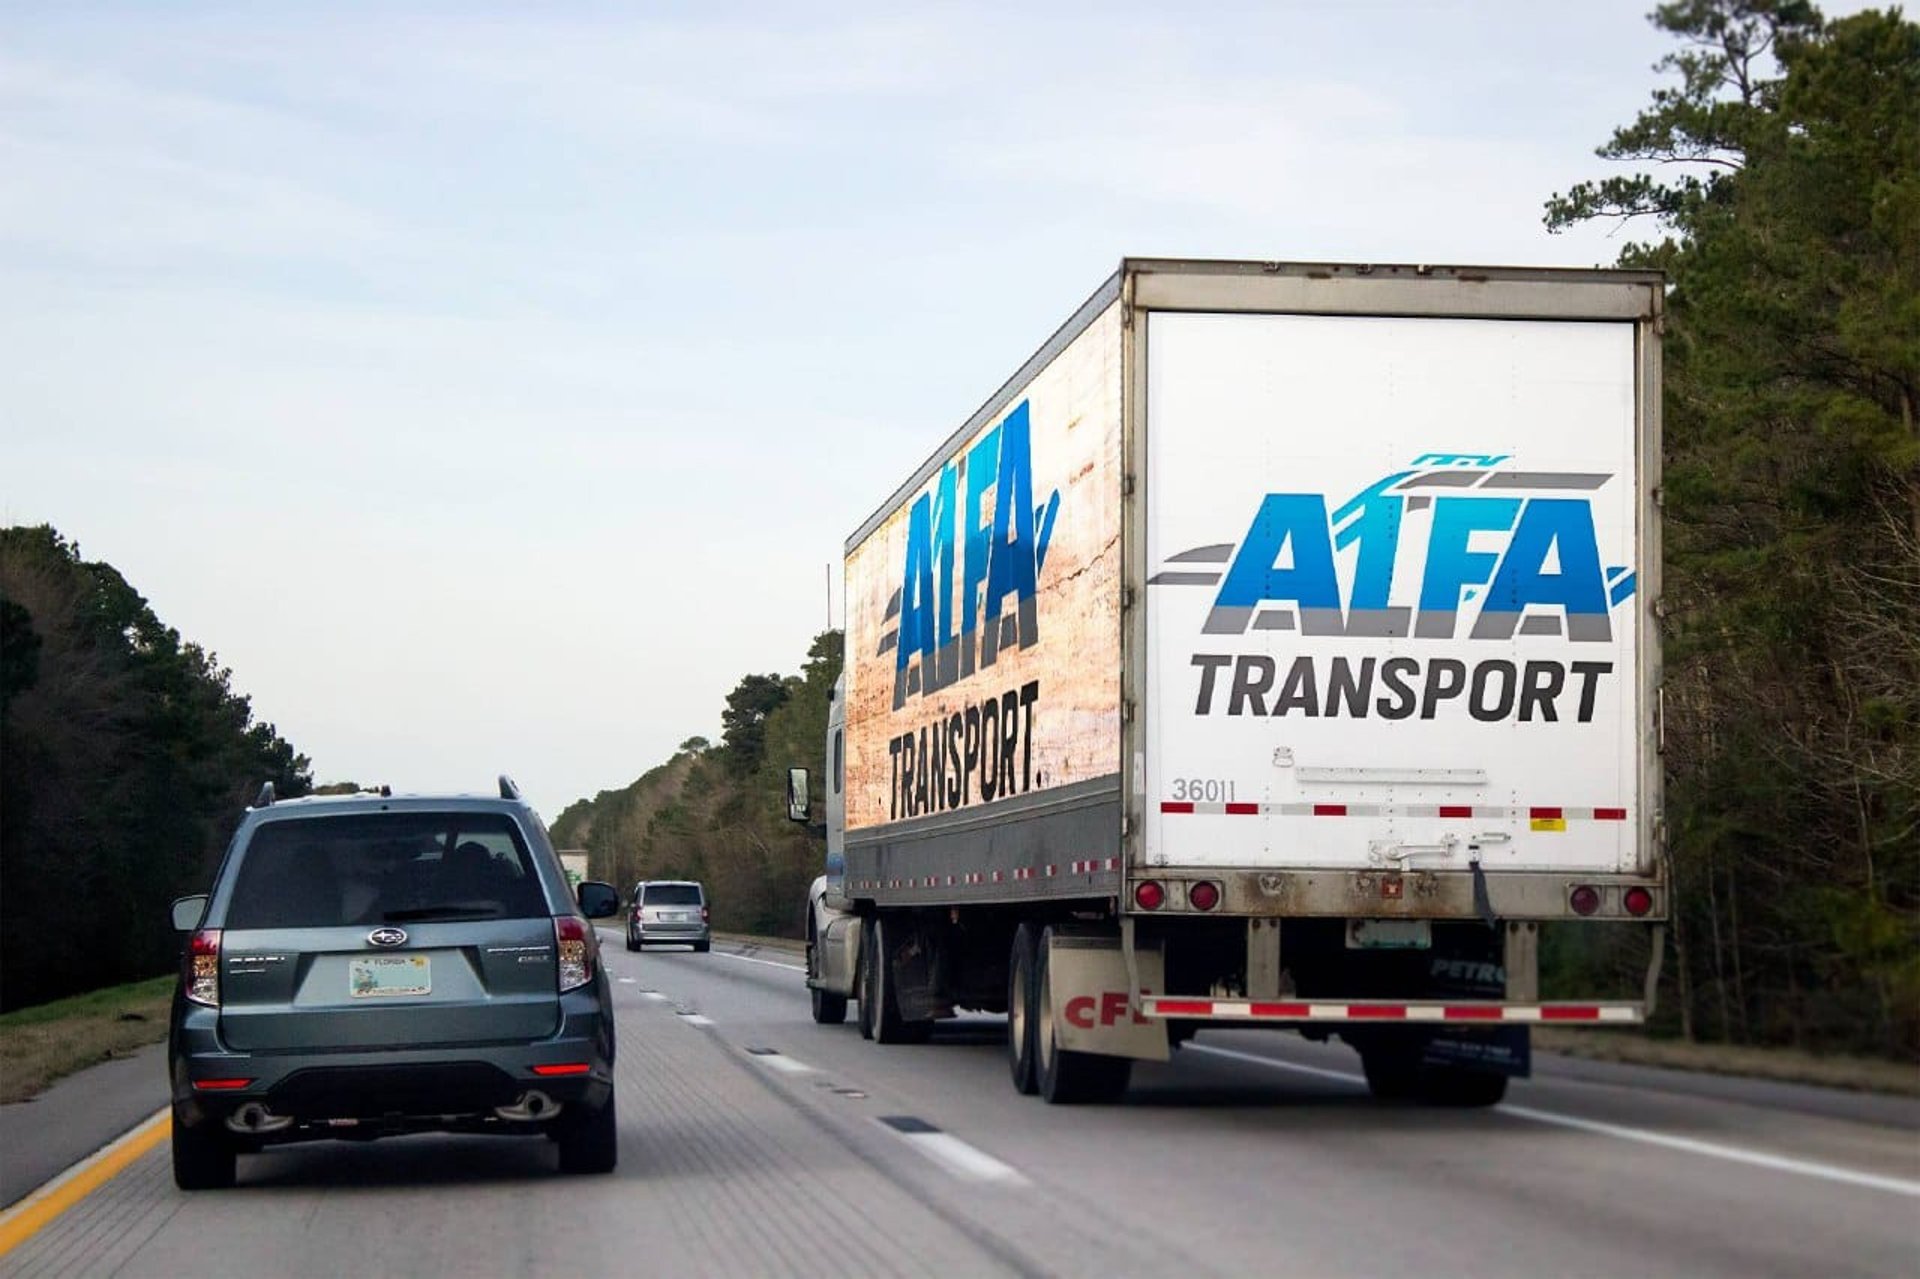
554 916 593 992
701 906 710 922
185 928 222 1007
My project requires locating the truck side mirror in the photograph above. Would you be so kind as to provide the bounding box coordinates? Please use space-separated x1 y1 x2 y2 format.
786 767 811 823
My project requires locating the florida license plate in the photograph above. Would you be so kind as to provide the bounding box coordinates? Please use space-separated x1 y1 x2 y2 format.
350 954 430 997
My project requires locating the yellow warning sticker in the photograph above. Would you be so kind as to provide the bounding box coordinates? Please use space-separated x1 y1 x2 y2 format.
1531 817 1568 832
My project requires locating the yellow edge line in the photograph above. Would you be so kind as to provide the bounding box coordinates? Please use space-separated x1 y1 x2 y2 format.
0 1107 170 1260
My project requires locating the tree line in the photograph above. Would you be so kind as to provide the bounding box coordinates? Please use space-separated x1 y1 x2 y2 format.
548 631 842 940
0 526 311 1011
1544 0 1917 1057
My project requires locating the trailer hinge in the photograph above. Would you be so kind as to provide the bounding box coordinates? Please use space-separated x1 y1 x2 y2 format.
1122 700 1136 723
1121 473 1136 497
1651 484 1664 509
1121 585 1136 612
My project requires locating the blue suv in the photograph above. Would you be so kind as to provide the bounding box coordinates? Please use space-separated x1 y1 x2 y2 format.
166 778 621 1189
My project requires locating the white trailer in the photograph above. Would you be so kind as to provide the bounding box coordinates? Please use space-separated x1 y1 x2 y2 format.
788 259 1666 1104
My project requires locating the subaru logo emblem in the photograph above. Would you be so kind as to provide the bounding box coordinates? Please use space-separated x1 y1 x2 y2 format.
368 927 408 948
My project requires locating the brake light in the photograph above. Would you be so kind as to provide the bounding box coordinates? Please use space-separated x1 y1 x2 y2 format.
531 1062 591 1077
1189 881 1221 911
701 906 710 922
1569 885 1601 916
554 916 592 992
185 929 221 1007
1134 881 1165 911
1623 886 1655 917
193 1077 253 1091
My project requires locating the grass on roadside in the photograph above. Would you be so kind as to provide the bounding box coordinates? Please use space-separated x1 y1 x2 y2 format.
0 975 174 1105
1532 1027 1920 1097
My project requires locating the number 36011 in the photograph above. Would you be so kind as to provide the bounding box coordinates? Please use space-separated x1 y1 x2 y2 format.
1169 777 1237 802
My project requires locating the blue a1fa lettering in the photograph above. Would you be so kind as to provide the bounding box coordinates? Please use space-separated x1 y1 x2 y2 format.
1190 458 1635 641
888 400 1060 709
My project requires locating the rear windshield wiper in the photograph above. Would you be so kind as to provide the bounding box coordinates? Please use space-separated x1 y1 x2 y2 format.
383 904 504 922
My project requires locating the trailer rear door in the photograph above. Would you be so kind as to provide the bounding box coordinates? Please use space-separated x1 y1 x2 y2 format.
1142 310 1643 875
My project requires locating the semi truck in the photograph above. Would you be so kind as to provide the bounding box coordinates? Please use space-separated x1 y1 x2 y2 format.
786 258 1666 1105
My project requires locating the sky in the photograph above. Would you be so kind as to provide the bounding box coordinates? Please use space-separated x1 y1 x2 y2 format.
0 1 1813 819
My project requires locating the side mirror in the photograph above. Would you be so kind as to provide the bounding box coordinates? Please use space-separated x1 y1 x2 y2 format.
786 767 811 824
171 894 208 932
576 880 620 919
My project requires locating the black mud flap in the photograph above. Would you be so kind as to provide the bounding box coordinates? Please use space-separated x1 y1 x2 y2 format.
1422 932 1530 1078
1422 1026 1531 1077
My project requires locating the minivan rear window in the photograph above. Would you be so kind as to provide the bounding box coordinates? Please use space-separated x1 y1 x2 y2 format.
642 884 702 906
225 812 549 928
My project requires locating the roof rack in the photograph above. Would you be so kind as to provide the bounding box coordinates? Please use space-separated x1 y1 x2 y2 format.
254 781 276 808
499 775 522 801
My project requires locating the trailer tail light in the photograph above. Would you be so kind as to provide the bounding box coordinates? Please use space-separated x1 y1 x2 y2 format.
555 916 593 992
1569 885 1601 917
185 929 222 1007
1189 881 1221 911
1623 886 1654 917
1134 881 1166 911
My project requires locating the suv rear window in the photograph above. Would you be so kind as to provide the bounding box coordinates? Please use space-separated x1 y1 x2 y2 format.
642 884 702 906
225 812 549 928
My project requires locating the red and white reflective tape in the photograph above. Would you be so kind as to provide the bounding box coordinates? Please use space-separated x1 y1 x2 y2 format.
853 858 1119 893
1140 996 1643 1024
1159 802 1629 820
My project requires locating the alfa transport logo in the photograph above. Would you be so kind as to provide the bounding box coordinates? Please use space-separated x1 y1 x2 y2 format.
873 399 1062 822
1152 453 1637 725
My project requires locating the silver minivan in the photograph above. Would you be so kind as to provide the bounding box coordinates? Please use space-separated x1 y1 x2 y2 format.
625 880 710 952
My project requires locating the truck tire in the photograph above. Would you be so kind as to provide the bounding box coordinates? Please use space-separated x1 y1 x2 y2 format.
1360 1044 1421 1101
808 917 847 1025
865 913 933 1045
1034 925 1131 1104
1007 923 1040 1095
556 1092 618 1174
1418 1068 1508 1108
171 1112 236 1190
856 918 876 1040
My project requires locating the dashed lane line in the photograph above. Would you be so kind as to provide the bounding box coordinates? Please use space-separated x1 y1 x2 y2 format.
1188 1043 1920 1199
743 1048 815 1076
0 1107 169 1261
878 1116 1026 1185
711 951 806 973
677 1013 716 1027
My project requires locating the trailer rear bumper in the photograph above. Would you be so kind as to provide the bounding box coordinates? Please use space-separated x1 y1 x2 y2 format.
1140 997 1645 1025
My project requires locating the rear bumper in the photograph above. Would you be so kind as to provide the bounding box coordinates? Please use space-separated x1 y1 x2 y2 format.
1142 996 1645 1025
1125 868 1667 922
169 992 613 1130
631 923 711 944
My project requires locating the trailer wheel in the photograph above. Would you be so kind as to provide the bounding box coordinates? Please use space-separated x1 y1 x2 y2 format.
1418 1068 1508 1108
1360 1044 1421 1101
1034 926 1131 1104
1007 923 1040 1095
866 913 932 1045
808 917 847 1025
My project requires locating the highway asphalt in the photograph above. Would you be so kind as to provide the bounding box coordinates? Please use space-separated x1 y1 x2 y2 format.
2 932 1915 1277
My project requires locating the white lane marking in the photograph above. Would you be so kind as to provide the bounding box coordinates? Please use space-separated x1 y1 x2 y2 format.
640 991 669 1001
1188 1044 1920 1199
676 1013 716 1026
751 1053 815 1075
713 950 806 973
1189 1044 1365 1087
616 977 636 984
890 1130 1026 1185
1496 1103 1920 1198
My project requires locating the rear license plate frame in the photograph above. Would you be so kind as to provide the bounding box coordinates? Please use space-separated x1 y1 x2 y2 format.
350 954 431 998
